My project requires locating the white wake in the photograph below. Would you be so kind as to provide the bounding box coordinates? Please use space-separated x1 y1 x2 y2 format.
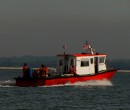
0 80 16 87
72 79 113 86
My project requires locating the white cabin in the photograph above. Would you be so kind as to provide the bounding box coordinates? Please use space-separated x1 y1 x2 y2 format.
56 53 107 75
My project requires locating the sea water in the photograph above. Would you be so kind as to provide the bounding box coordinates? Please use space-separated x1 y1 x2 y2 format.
0 70 130 110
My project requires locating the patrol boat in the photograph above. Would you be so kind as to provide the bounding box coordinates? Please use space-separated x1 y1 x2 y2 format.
15 41 117 87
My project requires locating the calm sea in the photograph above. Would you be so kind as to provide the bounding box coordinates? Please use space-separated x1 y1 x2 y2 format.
0 70 130 110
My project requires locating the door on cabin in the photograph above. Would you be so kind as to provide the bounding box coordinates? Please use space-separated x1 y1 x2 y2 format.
64 57 76 74
94 57 99 73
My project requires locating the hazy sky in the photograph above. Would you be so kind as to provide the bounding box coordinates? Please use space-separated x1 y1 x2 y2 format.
0 0 130 59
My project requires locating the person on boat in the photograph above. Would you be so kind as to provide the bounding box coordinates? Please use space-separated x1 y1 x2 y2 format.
70 66 76 75
23 63 29 78
38 64 48 78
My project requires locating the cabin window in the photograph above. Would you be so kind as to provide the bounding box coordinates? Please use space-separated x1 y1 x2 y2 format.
70 58 74 66
81 61 89 67
99 57 105 63
94 57 98 63
90 58 93 64
59 60 63 66
65 56 69 61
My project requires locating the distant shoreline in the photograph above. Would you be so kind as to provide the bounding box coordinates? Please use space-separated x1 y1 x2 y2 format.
117 70 130 73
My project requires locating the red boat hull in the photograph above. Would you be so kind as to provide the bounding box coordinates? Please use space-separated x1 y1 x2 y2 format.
15 70 117 87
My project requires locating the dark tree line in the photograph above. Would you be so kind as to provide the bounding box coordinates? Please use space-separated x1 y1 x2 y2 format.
0 56 57 68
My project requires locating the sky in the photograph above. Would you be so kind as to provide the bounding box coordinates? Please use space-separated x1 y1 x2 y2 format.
0 0 130 59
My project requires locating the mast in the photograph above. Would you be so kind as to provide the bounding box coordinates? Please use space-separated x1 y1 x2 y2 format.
83 41 95 54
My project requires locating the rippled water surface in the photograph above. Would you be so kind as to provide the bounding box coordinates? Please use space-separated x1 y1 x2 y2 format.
0 70 130 110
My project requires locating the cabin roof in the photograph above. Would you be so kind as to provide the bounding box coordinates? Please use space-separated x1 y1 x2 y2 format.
57 53 107 57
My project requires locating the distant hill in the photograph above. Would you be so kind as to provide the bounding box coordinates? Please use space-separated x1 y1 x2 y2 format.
107 59 130 70
0 56 130 70
0 56 57 68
